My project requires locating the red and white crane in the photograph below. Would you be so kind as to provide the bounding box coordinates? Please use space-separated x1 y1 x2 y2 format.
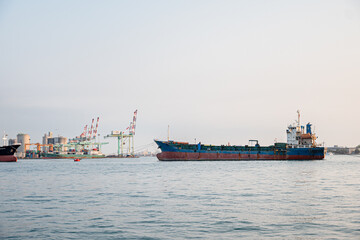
82 125 88 139
88 118 94 140
131 110 138 135
93 117 100 139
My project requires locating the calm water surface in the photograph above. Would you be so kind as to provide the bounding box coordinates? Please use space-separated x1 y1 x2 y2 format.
1 155 360 239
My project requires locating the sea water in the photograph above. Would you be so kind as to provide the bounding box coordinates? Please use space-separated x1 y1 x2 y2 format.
1 155 359 239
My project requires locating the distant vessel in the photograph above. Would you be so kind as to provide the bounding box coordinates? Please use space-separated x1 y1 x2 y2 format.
155 111 325 161
0 144 21 162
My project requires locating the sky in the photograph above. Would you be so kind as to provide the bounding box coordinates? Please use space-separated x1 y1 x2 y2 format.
1 0 360 154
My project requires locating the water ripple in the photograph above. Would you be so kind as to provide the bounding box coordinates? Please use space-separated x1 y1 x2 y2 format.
0 156 359 239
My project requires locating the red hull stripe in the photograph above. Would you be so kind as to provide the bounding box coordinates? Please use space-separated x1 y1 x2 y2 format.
0 156 17 162
157 152 324 161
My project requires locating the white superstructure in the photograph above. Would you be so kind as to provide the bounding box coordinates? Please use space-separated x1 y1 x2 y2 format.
286 110 317 147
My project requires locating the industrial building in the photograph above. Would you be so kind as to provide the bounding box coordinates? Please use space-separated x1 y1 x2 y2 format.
43 132 67 145
8 139 18 145
4 111 137 159
6 132 68 158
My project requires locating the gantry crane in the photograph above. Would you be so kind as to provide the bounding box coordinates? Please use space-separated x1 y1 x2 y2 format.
104 110 137 157
25 143 53 152
66 117 108 152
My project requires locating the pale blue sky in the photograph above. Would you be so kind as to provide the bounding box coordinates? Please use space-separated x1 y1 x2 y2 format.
1 0 360 153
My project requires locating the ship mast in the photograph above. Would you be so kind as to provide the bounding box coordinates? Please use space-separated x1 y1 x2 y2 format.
297 110 300 128
167 125 170 141
2 132 8 146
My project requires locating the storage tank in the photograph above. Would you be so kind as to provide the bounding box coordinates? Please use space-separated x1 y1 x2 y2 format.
8 139 18 145
42 133 48 145
47 138 55 144
17 133 30 158
57 137 67 145
53 136 67 144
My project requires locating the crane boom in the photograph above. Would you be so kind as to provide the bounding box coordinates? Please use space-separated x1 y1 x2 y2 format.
82 125 88 139
132 110 138 135
93 117 100 139
89 118 94 140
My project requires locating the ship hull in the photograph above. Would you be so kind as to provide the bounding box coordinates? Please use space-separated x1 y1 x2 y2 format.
155 140 324 161
0 155 18 162
0 144 20 162
157 151 324 161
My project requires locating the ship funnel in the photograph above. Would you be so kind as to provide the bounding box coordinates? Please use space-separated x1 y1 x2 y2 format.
306 123 312 134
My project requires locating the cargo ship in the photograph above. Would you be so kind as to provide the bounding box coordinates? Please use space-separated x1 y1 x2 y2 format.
155 111 325 161
0 144 21 162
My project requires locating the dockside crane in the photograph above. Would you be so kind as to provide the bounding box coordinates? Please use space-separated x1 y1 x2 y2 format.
131 110 137 154
93 117 100 140
104 110 138 157
25 143 54 152
88 118 94 141
82 125 87 141
67 117 108 153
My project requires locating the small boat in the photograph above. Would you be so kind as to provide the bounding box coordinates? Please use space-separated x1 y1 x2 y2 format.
74 158 81 162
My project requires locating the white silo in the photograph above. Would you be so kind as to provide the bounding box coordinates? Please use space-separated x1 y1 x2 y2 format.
17 133 30 158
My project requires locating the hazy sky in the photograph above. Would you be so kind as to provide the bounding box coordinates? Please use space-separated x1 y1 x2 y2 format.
1 0 359 153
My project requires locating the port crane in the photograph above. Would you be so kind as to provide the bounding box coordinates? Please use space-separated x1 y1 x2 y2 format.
104 110 138 157
66 117 108 153
25 143 54 152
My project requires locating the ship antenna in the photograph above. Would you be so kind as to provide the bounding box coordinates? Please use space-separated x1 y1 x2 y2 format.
167 125 170 141
2 131 8 146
